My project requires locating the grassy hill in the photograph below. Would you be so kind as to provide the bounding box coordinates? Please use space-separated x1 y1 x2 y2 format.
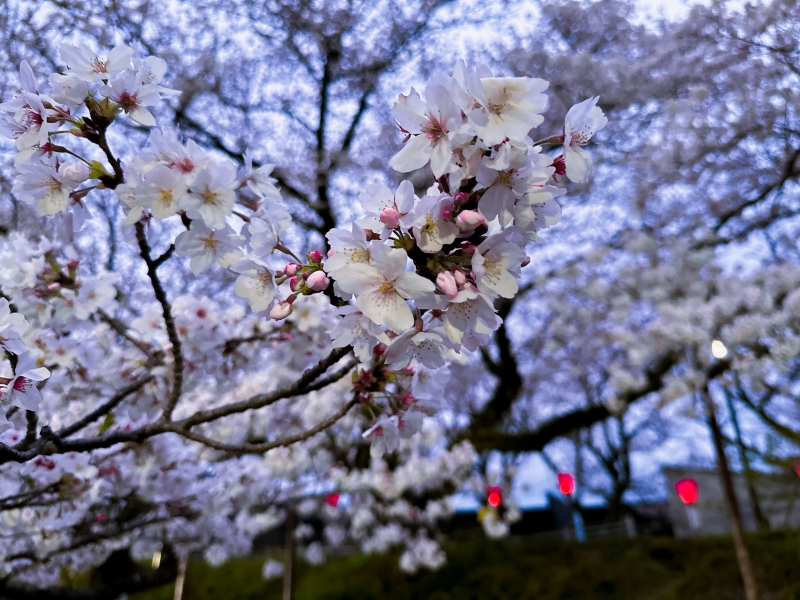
132 530 800 600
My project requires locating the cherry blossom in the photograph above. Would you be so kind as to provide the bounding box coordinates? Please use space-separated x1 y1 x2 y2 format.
410 193 459 253
11 160 76 216
184 161 238 228
0 351 50 412
59 43 133 82
471 234 526 298
136 164 188 219
0 42 617 585
0 299 27 354
231 258 277 313
100 70 162 126
175 221 240 274
563 96 608 183
335 244 435 333
389 80 462 177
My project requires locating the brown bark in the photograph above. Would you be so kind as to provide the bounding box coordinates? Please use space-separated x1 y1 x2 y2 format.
283 506 297 600
703 391 759 600
724 390 770 531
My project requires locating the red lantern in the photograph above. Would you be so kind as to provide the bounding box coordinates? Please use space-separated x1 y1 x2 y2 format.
557 473 574 496
486 486 502 508
675 479 699 505
324 493 340 507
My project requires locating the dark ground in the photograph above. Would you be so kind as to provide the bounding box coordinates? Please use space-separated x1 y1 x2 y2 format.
132 529 800 600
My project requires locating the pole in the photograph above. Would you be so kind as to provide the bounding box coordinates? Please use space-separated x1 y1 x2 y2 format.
282 505 296 600
703 391 759 600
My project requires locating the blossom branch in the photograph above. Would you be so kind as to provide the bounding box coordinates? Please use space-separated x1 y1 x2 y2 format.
178 397 359 454
135 222 185 421
56 374 155 438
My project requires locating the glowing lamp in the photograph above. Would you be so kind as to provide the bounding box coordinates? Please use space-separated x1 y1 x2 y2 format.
675 478 699 505
557 473 575 496
324 493 340 507
711 340 728 359
486 486 503 508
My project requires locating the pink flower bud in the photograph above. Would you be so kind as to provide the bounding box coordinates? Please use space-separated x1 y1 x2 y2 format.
373 343 387 357
454 192 470 206
379 208 401 229
552 155 566 177
284 263 300 276
307 250 323 263
441 209 452 219
289 276 302 292
66 260 80 269
456 210 486 232
47 282 62 291
521 255 531 267
460 242 476 256
436 270 458 299
453 269 466 286
61 162 91 184
306 270 330 291
270 301 294 320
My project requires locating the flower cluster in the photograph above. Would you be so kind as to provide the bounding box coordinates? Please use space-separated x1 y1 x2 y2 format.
322 62 606 450
0 44 607 581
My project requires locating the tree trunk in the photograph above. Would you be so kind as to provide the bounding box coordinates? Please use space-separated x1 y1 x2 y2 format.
172 553 188 600
703 391 759 600
724 390 770 531
283 505 296 600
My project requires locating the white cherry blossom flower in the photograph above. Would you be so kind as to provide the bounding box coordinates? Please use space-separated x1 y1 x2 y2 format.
231 258 276 313
1 351 50 411
73 272 119 320
241 153 282 201
363 415 401 457
100 71 161 126
410 194 458 253
389 81 462 177
184 161 238 229
324 225 372 275
472 234 526 298
466 72 549 146
136 164 188 219
59 43 133 82
0 299 27 354
138 128 210 181
563 96 608 183
514 185 565 241
441 294 498 345
48 73 89 105
115 182 145 226
11 92 51 150
329 306 389 362
175 221 240 274
334 244 434 333
12 161 75 216
385 326 446 370
246 217 279 258
356 180 416 235
0 60 40 113
477 145 552 226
